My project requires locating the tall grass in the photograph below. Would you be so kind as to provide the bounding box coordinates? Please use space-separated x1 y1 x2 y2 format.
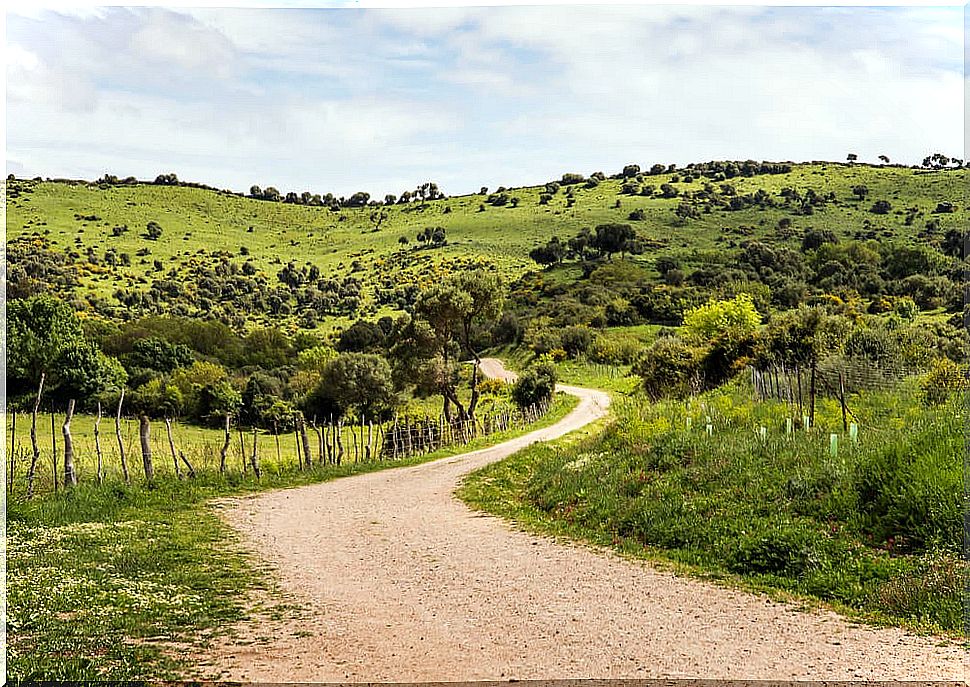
462 381 966 634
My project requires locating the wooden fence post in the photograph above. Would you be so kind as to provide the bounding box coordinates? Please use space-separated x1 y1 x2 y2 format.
139 414 154 482
164 417 182 479
26 373 45 499
62 399 78 488
219 413 231 474
94 402 104 484
116 388 130 483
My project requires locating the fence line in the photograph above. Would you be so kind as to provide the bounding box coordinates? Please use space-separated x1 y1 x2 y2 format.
6 399 553 498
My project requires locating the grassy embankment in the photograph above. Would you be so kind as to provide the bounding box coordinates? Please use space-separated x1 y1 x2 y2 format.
460 378 965 637
8 392 578 681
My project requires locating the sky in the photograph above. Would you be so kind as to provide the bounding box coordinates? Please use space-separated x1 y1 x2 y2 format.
5 2 966 198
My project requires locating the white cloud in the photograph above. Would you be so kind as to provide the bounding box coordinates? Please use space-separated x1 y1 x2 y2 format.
5 5 964 196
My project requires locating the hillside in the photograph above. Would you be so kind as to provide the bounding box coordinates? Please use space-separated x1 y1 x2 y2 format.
6 161 966 333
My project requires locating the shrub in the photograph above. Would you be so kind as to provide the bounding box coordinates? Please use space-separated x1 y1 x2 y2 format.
920 357 969 405
588 334 642 365
560 325 594 358
632 337 703 399
476 377 508 396
729 520 819 577
511 362 557 409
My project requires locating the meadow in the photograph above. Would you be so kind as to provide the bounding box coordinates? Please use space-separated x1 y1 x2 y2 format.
460 378 966 636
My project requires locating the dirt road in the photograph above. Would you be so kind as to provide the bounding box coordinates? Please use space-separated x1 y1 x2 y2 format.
205 359 966 681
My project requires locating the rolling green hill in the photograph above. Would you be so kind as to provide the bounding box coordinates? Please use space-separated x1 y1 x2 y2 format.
6 161 966 333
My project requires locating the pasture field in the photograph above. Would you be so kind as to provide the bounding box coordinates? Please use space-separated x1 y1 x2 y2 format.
460 381 966 636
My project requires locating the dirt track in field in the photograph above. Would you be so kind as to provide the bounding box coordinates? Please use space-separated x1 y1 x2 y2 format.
203 358 966 682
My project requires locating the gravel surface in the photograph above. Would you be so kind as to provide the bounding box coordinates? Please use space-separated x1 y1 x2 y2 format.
204 359 967 682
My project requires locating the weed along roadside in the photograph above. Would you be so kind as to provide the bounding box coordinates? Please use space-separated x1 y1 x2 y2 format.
7 377 578 681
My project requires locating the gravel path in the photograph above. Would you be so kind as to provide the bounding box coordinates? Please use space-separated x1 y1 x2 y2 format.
205 359 966 681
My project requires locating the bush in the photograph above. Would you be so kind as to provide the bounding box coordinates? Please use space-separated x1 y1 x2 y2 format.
476 377 508 396
729 520 818 577
588 334 642 365
920 357 969 405
560 325 594 358
511 362 557 409
632 337 703 399
854 415 961 551
526 328 562 355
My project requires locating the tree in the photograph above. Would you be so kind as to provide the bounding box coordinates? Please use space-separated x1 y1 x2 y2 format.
878 155 890 164
411 270 504 421
846 153 858 162
529 237 565 267
306 352 397 420
660 183 678 198
851 185 869 201
8 295 84 398
682 293 760 344
870 199 892 215
590 223 637 260
145 221 163 240
560 325 593 358
337 320 385 353
633 337 703 400
622 164 641 178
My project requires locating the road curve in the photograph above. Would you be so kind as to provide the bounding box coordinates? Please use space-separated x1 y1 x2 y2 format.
204 359 966 682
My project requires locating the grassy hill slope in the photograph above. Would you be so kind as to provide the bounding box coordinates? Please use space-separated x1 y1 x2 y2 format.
6 162 966 332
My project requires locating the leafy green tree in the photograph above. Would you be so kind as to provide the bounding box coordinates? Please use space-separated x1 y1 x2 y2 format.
124 337 194 374
633 337 703 400
306 352 397 420
145 221 163 240
590 223 637 260
529 237 566 267
411 270 504 421
337 320 386 353
8 295 85 397
682 293 760 344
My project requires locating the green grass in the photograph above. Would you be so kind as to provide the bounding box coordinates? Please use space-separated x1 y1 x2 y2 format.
6 387 519 498
8 163 966 330
460 382 966 638
7 391 578 680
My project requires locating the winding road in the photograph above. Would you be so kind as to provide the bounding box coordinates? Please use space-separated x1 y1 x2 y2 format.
204 359 966 681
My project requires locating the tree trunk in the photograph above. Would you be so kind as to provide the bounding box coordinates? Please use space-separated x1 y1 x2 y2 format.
178 451 196 478
294 422 303 469
335 419 344 464
94 402 104 484
26 373 45 498
139 414 154 482
238 426 247 473
62 399 78 488
274 421 282 466
219 413 231 473
164 418 181 479
115 388 129 484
